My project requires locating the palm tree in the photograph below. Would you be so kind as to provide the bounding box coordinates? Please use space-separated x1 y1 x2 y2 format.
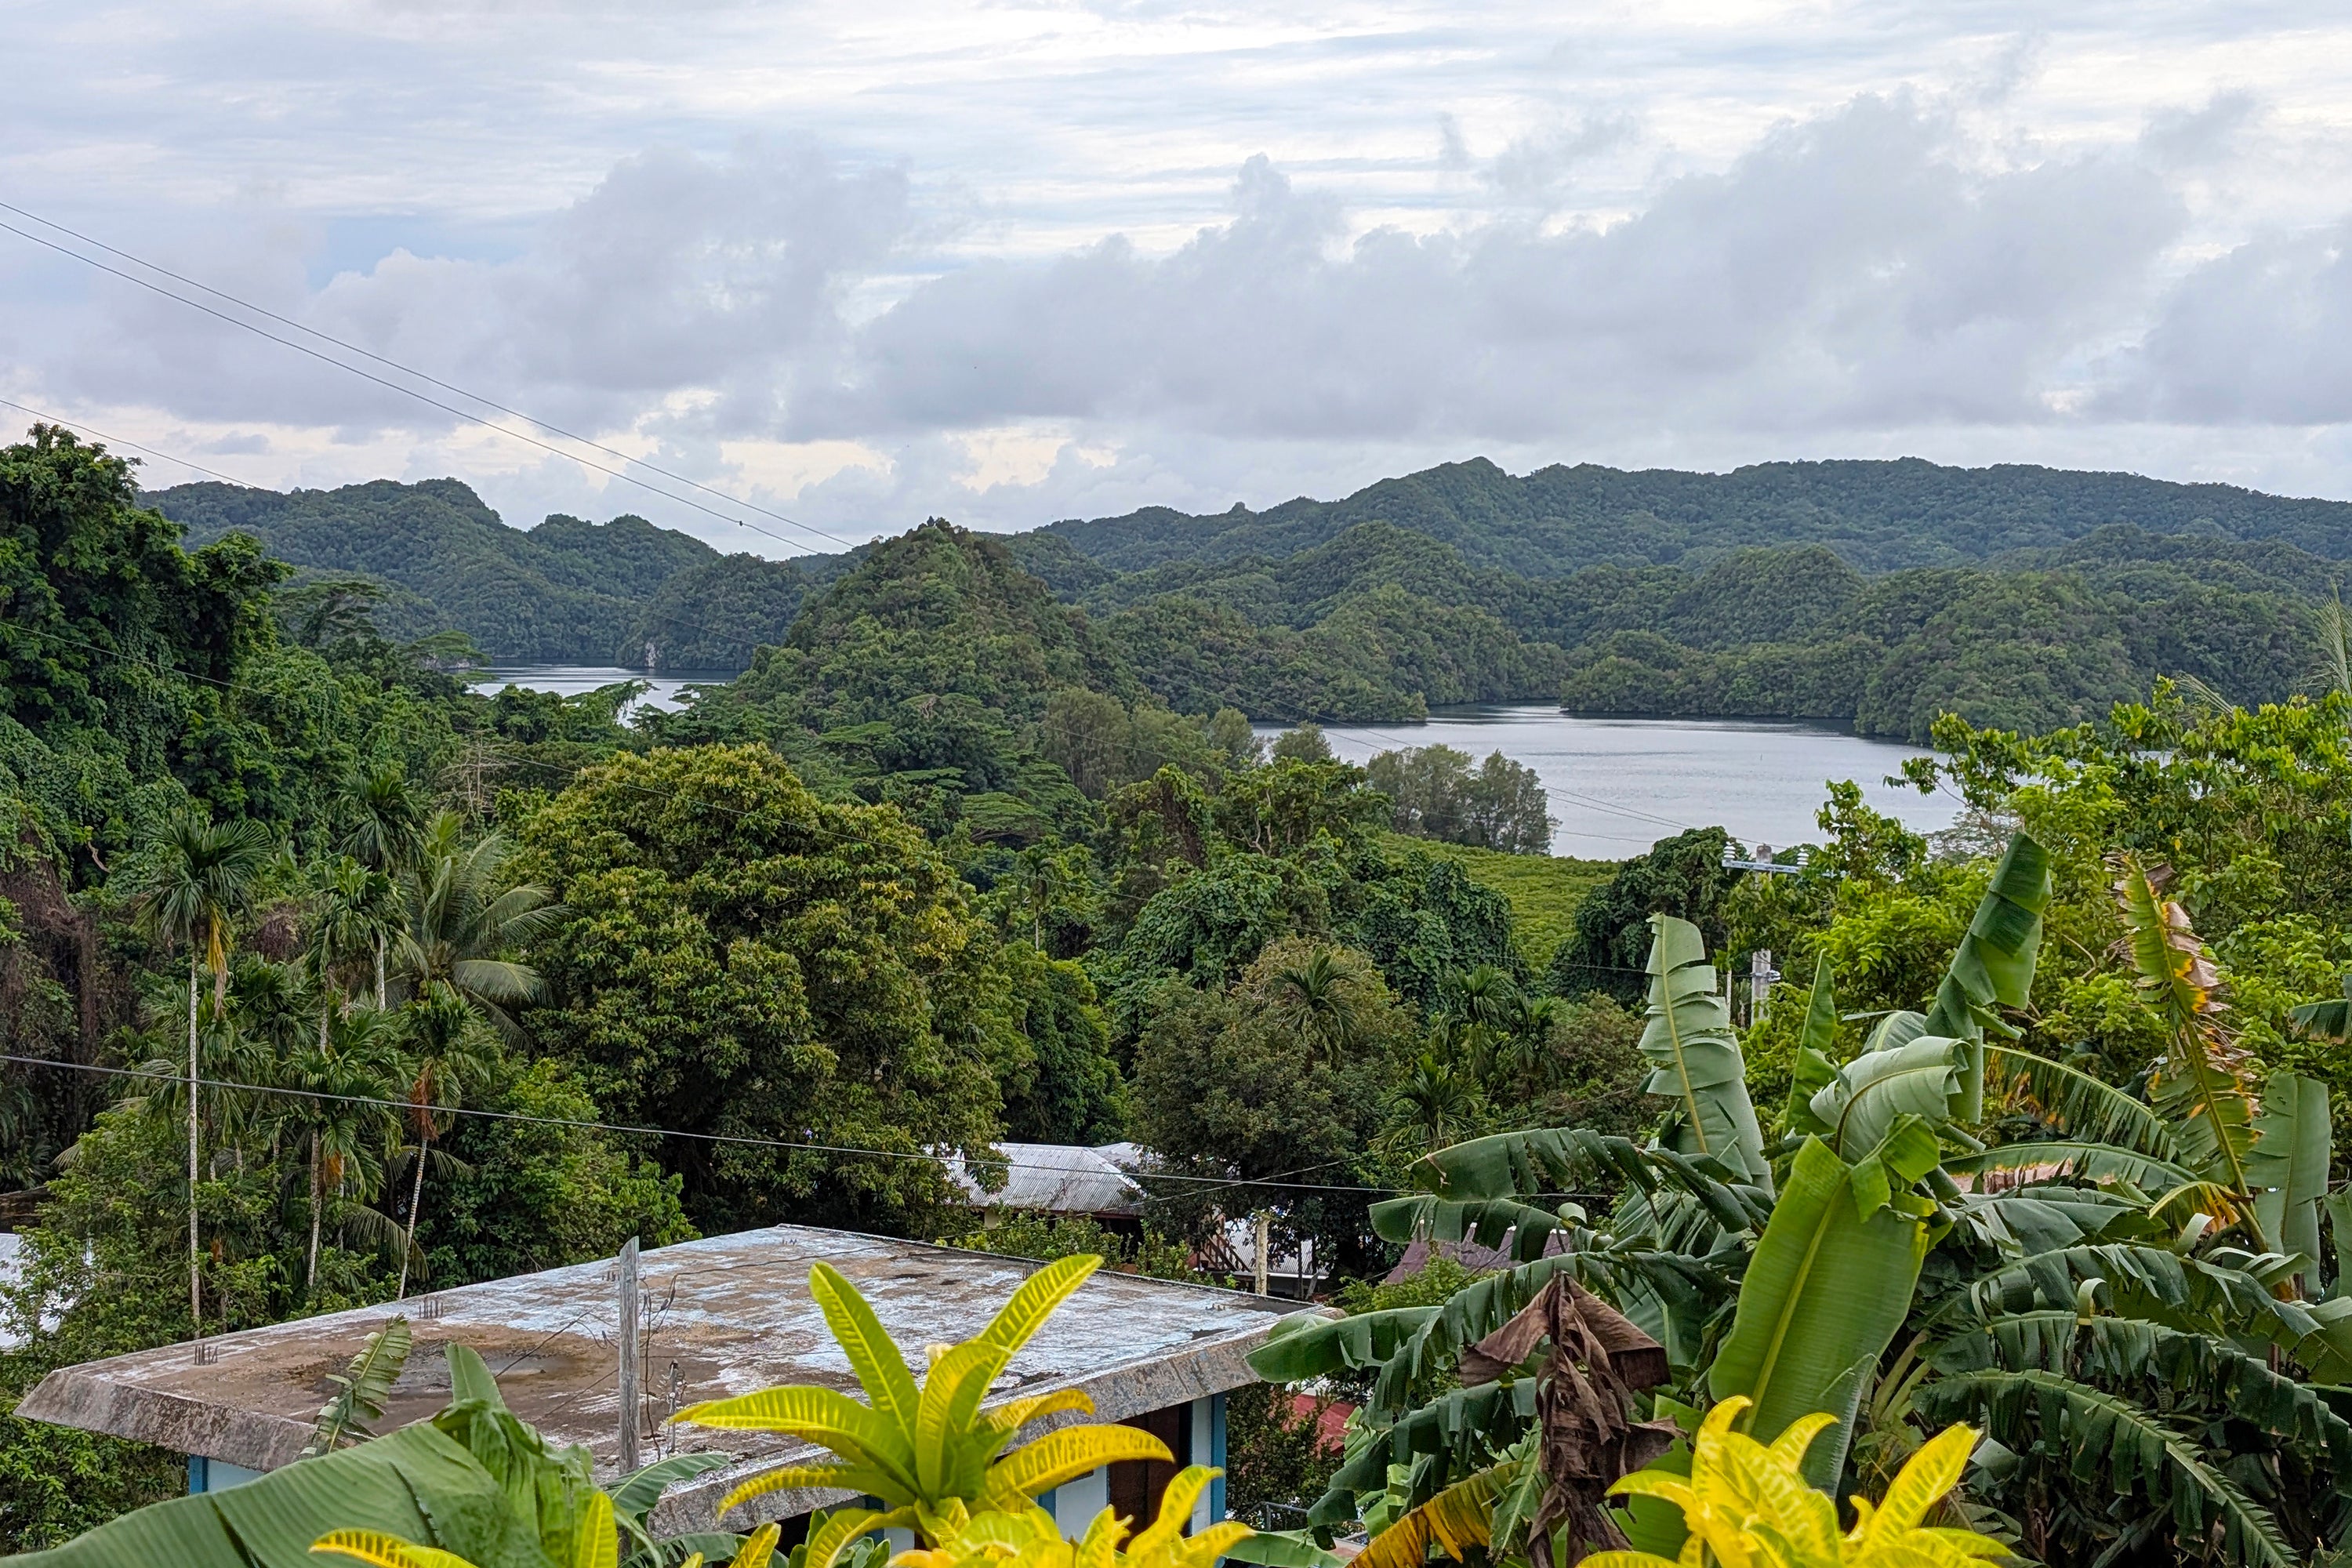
1272 948 1363 1065
393 811 563 1038
126 810 276 1337
1385 1048 1483 1154
310 857 401 1043
390 989 494 1298
272 1007 406 1296
342 764 424 1006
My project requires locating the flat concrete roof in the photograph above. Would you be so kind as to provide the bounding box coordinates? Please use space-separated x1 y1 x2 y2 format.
17 1225 1294 1534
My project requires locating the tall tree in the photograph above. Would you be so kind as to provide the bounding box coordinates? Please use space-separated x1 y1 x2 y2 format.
125 810 275 1337
342 764 424 1007
390 990 496 1298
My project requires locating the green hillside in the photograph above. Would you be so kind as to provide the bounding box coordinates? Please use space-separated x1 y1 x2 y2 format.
1378 833 1614 969
140 455 2352 741
148 479 721 664
1037 455 2352 575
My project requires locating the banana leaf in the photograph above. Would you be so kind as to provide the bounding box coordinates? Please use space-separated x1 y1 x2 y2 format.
2248 1071 2332 1297
2112 854 2262 1214
1637 914 1769 1192
2290 975 2352 1041
1706 1136 1933 1489
1249 1308 1441 1381
10 1421 554 1568
1921 832 2052 1121
1984 1047 2181 1160
1393 1127 1652 1204
1809 1036 1965 1157
1221 1530 1344 1568
1784 957 1842 1136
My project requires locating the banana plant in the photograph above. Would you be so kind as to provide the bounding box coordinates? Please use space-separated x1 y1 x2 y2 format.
305 1316 416 1457
1637 915 1771 1192
670 1255 1174 1568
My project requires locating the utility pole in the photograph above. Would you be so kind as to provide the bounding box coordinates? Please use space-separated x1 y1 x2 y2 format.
1750 949 1778 1022
616 1237 640 1475
1252 1213 1270 1297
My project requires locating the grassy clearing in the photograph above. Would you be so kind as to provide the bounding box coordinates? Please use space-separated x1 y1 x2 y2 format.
1379 832 1617 972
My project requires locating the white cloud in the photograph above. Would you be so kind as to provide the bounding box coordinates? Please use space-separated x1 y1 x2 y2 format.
9 1 2352 543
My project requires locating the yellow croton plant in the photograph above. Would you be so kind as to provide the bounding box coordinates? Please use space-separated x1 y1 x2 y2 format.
895 1466 1251 1568
672 1253 1179 1568
1587 1397 2004 1568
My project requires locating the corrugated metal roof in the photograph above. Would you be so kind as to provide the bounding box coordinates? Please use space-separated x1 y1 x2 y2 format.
16 1224 1293 1531
947 1142 1143 1214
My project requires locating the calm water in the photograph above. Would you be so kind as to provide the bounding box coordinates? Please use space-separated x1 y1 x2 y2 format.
467 665 735 714
1255 706 1958 857
471 669 1956 858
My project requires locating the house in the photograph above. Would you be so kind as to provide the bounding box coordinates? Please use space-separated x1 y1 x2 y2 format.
945 1142 1144 1225
15 1225 1300 1539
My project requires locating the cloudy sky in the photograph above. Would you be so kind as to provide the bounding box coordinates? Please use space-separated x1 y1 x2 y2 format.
9 1 2352 553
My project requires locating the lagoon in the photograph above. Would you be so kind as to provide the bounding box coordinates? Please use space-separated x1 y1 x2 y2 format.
469 669 1958 859
1256 707 1958 858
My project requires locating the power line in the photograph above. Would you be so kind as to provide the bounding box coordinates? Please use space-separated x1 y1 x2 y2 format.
0 1053 1403 1198
0 397 257 488
0 213 856 556
0 201 864 556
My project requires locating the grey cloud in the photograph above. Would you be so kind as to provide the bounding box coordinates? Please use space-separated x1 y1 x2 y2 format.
826 93 2184 444
2100 218 2352 423
37 137 913 437
1483 111 1640 205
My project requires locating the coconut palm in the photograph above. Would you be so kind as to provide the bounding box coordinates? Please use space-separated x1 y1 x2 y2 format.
125 809 276 1336
393 811 563 1038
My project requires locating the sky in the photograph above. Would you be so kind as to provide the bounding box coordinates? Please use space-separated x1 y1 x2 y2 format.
9 1 2352 555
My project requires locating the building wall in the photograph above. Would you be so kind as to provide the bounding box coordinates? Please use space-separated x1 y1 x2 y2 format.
1042 1392 1227 1539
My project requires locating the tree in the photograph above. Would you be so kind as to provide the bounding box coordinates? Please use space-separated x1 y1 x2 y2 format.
394 810 560 1037
515 744 1022 1233
390 990 498 1298
341 764 423 1006
310 858 400 1040
272 1006 405 1298
124 810 275 1337
1131 939 1410 1271
1544 827 1733 1004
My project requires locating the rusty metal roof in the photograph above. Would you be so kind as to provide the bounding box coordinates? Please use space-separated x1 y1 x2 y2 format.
16 1225 1296 1534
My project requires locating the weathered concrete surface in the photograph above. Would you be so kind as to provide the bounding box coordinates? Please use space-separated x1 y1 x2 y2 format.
16 1225 1301 1533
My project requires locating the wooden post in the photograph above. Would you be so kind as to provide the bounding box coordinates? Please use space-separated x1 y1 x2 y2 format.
1252 1213 1269 1296
616 1237 640 1475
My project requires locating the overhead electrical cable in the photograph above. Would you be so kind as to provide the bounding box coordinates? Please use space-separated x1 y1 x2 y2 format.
0 208 860 554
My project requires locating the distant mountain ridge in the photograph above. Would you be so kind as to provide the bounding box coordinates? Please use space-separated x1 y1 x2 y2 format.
1032 456 2352 575
141 456 2352 739
148 478 804 665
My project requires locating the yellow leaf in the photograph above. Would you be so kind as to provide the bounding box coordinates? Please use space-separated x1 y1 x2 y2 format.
309 1531 481 1568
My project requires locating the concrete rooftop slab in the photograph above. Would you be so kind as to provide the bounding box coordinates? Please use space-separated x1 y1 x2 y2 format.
17 1225 1298 1533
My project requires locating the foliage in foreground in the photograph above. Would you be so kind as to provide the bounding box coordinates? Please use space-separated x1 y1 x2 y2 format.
1255 828 2352 1568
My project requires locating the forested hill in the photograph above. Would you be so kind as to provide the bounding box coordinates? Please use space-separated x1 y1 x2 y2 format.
1032 456 2352 575
138 456 2352 740
147 478 808 666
